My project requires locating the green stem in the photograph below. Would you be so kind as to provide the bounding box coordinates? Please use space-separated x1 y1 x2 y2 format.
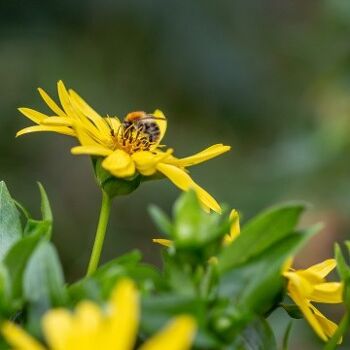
86 190 112 276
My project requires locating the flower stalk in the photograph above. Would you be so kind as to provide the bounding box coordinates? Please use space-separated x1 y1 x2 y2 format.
86 190 112 276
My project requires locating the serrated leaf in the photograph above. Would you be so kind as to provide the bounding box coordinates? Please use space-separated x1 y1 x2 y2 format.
0 182 22 260
218 202 307 272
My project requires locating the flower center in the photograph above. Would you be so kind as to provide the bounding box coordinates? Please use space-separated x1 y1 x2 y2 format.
110 111 161 154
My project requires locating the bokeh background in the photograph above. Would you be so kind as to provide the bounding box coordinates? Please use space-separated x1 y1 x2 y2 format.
1 0 350 348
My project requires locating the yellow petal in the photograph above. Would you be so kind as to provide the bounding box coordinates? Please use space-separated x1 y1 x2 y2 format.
16 125 75 137
132 151 159 176
57 80 78 119
284 271 314 297
71 145 113 157
151 109 167 147
102 150 136 178
140 315 196 350
152 238 173 247
132 150 172 176
108 279 139 350
156 163 221 213
2 321 45 350
310 282 343 304
310 305 341 343
288 285 328 341
42 309 73 350
42 117 74 127
69 89 110 136
305 259 337 279
18 108 48 124
168 144 231 168
224 209 240 245
38 87 66 117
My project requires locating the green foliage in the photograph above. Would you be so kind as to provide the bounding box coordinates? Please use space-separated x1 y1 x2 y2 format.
0 182 22 261
0 184 336 349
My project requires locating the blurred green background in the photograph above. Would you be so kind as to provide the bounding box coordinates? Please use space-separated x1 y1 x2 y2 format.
1 0 350 348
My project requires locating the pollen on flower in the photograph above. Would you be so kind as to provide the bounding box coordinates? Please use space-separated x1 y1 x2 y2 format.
107 111 160 154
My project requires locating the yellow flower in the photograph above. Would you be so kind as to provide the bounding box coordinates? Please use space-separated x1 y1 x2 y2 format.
283 259 343 343
2 279 197 350
153 209 240 248
17 81 230 213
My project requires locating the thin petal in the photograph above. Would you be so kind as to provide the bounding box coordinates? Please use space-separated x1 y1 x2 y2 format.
310 305 341 343
305 259 337 279
57 80 77 119
108 279 139 350
168 144 231 168
156 163 221 213
2 321 45 350
102 149 136 178
310 282 343 304
152 239 173 248
288 285 328 341
42 309 73 350
140 315 196 350
38 87 66 117
224 209 240 245
16 125 75 137
151 109 167 147
42 117 74 127
71 145 113 157
69 89 111 135
18 108 48 124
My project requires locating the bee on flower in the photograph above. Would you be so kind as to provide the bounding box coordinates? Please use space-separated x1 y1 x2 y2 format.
17 81 230 213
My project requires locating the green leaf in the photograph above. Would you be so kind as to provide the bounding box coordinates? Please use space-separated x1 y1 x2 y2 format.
37 182 53 223
148 205 173 237
335 243 350 282
280 304 303 319
23 241 67 336
232 317 277 350
23 241 66 306
218 202 307 272
0 181 22 260
218 226 318 316
3 230 45 299
0 262 13 313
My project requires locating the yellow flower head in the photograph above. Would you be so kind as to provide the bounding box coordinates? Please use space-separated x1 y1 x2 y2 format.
283 259 343 343
2 279 197 350
17 81 231 213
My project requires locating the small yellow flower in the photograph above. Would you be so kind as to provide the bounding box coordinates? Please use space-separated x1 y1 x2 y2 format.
2 279 197 350
153 209 240 248
17 81 230 213
283 259 343 343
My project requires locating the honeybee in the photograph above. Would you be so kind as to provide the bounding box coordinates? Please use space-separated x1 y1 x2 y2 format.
122 111 162 143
